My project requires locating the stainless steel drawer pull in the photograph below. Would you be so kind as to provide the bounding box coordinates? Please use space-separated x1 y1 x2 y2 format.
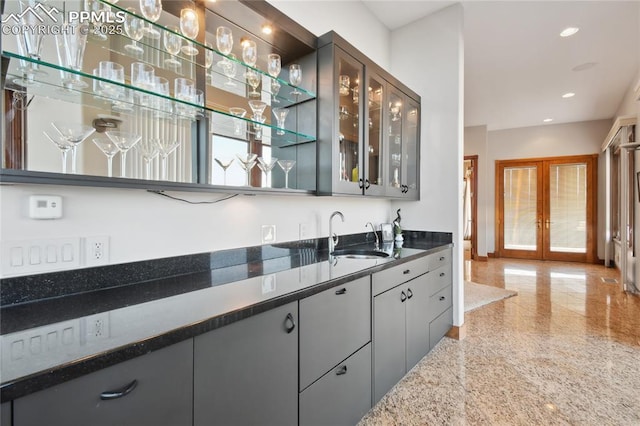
439 296 446 301
336 365 348 375
100 379 138 400
335 288 347 295
400 291 407 302
284 313 296 334
403 269 411 275
407 288 413 299
439 256 445 261
440 272 445 277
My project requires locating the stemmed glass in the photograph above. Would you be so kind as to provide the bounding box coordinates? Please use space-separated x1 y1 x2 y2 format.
242 40 257 67
270 80 281 104
289 64 302 96
246 70 261 97
124 7 145 54
205 41 214 83
214 158 234 185
43 131 73 174
85 0 108 41
92 137 120 177
229 107 247 136
248 100 267 122
216 26 233 66
137 138 159 179
53 21 88 89
236 153 257 186
139 0 162 40
222 54 238 86
51 122 96 174
257 157 278 188
157 134 180 181
105 131 142 178
163 26 183 68
277 159 296 189
267 54 281 78
180 8 199 56
14 1 47 86
272 107 289 135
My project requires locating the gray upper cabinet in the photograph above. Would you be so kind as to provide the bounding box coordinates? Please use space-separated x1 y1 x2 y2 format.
317 31 421 199
193 302 298 426
13 339 194 426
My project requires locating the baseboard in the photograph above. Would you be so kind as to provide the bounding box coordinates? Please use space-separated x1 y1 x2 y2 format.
446 324 467 340
476 255 488 262
488 252 496 258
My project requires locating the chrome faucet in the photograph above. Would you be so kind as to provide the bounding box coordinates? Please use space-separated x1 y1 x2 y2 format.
329 211 344 253
366 222 379 249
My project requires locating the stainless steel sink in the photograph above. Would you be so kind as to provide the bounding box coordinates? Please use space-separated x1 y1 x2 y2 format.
330 249 390 259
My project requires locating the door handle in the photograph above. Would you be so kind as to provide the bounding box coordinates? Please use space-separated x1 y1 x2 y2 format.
536 219 542 229
100 380 138 400
400 291 407 302
284 313 296 333
545 219 552 229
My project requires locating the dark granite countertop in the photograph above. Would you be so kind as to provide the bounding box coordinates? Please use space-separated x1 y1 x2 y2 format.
0 231 452 401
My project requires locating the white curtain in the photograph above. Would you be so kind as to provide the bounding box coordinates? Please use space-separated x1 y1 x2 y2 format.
463 168 472 240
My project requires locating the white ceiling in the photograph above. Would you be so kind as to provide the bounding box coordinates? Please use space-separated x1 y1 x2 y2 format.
362 1 640 131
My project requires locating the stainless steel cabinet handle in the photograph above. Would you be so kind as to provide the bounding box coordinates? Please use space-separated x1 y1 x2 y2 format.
407 288 413 299
403 269 411 275
100 379 138 400
439 272 445 277
439 296 446 301
336 365 347 375
335 288 347 295
284 313 296 334
439 256 445 261
400 291 407 302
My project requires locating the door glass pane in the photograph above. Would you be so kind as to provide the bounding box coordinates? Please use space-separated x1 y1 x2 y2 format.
338 57 360 183
504 166 537 251
367 77 383 187
405 101 419 191
388 91 403 189
549 163 587 253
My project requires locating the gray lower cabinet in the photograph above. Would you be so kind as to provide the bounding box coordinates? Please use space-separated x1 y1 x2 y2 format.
373 274 430 403
193 302 298 426
13 339 194 426
427 259 453 351
299 344 372 426
1 402 10 426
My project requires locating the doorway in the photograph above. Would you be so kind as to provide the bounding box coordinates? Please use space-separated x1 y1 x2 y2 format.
495 155 598 263
464 156 478 260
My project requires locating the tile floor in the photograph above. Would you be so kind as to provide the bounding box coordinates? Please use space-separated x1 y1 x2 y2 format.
359 258 640 425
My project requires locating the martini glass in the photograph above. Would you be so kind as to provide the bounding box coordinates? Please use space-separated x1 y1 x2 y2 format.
157 138 180 180
43 131 73 174
140 0 162 40
248 100 267 122
236 153 257 186
257 157 278 188
124 7 144 54
137 138 159 179
92 137 120 177
277 159 296 189
246 70 261 98
163 26 183 68
105 131 142 178
51 122 95 174
229 107 247 136
289 64 302 96
214 158 234 185
272 107 289 135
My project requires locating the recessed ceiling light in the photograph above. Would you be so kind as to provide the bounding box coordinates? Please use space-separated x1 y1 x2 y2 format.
261 24 273 35
572 62 597 72
560 27 579 37
562 92 575 98
543 118 553 123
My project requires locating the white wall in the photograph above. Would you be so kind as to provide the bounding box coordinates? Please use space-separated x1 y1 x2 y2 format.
481 119 611 258
389 4 465 327
464 125 488 257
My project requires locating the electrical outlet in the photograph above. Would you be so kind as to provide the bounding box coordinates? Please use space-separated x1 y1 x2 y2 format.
262 225 276 244
82 312 110 343
84 236 109 267
299 223 309 240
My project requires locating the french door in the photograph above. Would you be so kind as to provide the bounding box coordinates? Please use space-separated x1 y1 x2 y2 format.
496 155 597 262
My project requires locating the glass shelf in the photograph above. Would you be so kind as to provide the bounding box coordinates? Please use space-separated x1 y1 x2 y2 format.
2 52 315 145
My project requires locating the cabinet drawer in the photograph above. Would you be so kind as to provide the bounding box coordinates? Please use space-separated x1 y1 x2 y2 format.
14 339 193 426
427 248 451 271
428 284 452 321
299 344 372 426
427 264 452 295
300 276 371 390
429 307 453 350
372 257 429 295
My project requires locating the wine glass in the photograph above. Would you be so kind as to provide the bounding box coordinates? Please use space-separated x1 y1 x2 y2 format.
289 64 302 95
246 70 261 98
163 26 182 68
222 54 238 86
56 21 89 88
205 41 214 69
180 8 199 56
272 107 289 135
267 54 281 78
236 153 257 186
137 138 159 179
214 158 234 185
51 122 96 174
242 39 257 67
139 0 162 39
248 100 267 121
270 80 281 103
43 131 73 174
124 7 144 54
253 115 267 140
13 1 47 86
216 26 233 66
229 107 246 136
257 157 278 188
277 159 296 189
85 0 108 41
105 131 142 178
92 137 120 177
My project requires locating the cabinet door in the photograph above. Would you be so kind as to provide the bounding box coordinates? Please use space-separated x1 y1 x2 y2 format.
405 274 430 370
299 277 371 390
14 340 193 426
363 70 386 196
299 344 372 426
403 96 420 199
430 307 453 350
334 47 365 194
1 402 10 426
194 302 298 426
386 86 405 197
373 284 407 403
